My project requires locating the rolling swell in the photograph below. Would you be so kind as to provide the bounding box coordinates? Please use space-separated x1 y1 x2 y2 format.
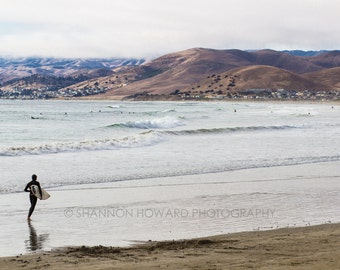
161 125 303 136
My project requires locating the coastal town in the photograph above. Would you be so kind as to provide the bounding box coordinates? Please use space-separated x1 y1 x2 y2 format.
1 85 339 101
0 85 107 99
169 88 340 101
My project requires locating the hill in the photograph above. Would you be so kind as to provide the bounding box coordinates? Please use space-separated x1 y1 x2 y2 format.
102 48 252 97
251 50 322 73
308 51 340 68
304 67 340 89
96 48 340 99
1 48 340 100
178 65 329 98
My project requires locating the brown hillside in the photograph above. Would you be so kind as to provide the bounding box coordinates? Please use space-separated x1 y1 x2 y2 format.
254 50 322 74
57 48 340 99
227 65 328 90
309 51 340 68
98 48 312 97
303 67 340 90
182 65 329 97
100 48 256 97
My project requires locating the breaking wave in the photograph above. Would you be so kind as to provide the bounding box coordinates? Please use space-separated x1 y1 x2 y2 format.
107 116 184 129
0 132 163 156
0 124 303 157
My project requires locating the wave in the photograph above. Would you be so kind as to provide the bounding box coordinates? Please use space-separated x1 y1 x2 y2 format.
107 105 122 109
107 116 184 129
106 105 176 115
0 132 163 157
0 125 303 157
161 125 302 136
140 109 176 115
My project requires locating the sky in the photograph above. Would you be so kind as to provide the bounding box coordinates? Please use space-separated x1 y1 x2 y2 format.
0 0 339 59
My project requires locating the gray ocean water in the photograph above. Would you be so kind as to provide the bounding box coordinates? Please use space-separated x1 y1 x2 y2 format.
0 100 339 194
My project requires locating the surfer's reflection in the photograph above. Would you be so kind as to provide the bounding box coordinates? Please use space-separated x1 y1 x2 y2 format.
25 221 49 252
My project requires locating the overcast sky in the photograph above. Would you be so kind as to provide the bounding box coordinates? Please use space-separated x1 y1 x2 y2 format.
0 0 339 58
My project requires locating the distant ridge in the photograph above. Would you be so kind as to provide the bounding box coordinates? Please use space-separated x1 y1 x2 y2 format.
0 57 145 83
281 50 329 57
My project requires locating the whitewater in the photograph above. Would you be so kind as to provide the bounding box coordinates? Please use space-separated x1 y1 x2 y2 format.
0 99 339 194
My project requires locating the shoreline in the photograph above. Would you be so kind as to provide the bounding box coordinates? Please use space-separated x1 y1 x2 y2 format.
1 160 339 258
74 96 340 104
2 223 340 269
2 95 340 104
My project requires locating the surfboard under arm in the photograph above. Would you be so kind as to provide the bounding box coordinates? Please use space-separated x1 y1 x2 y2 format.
31 185 50 200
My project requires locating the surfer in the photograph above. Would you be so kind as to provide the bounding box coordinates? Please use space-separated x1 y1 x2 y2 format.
24 174 42 221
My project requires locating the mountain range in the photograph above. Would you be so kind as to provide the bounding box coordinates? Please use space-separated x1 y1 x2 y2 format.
0 57 145 83
1 49 340 100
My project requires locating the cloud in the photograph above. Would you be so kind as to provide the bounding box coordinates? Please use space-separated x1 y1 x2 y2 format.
0 0 339 58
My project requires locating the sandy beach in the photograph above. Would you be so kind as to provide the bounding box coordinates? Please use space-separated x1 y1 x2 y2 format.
1 223 340 269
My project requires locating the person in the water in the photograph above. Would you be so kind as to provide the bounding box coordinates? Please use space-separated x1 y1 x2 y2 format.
24 174 42 221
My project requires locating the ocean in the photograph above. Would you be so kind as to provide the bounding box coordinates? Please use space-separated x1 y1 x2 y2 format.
1 99 340 256
1 99 339 194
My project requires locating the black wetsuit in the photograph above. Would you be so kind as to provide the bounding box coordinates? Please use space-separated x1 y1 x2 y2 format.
24 180 42 218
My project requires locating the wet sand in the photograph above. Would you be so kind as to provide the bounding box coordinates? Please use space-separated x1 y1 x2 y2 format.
1 223 339 270
1 161 340 258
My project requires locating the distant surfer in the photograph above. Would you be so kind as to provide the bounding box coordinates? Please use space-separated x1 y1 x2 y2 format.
24 174 42 221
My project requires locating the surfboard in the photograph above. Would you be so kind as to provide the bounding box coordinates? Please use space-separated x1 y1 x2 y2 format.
31 185 50 200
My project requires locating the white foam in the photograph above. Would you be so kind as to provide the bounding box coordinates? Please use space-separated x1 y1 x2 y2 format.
123 116 184 129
